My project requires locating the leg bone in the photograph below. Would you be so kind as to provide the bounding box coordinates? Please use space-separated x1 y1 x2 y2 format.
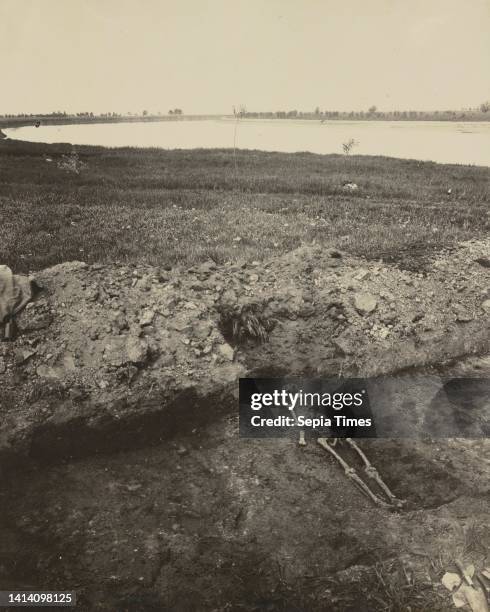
317 438 391 508
345 438 405 507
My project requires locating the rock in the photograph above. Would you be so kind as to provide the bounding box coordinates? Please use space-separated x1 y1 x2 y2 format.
36 365 62 380
86 286 100 301
441 572 461 592
193 321 213 340
22 313 53 333
125 483 142 492
353 293 377 315
125 336 149 365
103 338 128 367
378 327 390 340
14 349 37 365
136 277 151 291
354 269 370 281
171 316 190 332
333 334 355 355
103 335 150 366
218 344 235 361
342 182 358 191
112 312 128 331
139 310 155 326
0 357 6 374
482 299 490 313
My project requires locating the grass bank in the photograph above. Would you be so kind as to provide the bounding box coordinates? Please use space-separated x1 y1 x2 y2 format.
0 139 488 273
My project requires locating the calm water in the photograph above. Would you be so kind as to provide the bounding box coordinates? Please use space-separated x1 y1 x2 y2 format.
6 119 490 166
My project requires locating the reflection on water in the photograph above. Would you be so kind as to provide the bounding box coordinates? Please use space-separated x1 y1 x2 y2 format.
5 119 490 166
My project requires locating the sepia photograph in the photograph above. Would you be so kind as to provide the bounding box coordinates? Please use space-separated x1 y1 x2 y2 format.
0 1 489 610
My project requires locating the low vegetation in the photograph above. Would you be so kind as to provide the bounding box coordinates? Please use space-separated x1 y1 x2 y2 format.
0 139 488 273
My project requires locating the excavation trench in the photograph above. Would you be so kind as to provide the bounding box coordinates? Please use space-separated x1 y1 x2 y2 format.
0 241 489 610
0 356 488 612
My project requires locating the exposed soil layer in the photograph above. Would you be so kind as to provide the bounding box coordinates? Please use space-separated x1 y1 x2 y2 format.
0 239 489 465
0 241 489 611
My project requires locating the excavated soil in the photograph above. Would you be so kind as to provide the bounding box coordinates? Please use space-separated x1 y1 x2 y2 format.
0 240 489 611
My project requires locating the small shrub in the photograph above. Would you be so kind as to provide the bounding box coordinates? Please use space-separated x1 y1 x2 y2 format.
342 139 358 155
220 303 275 345
57 151 87 174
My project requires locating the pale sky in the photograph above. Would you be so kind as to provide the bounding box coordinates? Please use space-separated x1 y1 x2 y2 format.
1 0 489 115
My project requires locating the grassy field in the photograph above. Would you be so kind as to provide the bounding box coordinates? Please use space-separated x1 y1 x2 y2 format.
0 139 488 274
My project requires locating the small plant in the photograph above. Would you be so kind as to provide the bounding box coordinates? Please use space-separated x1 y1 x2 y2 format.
342 138 358 155
57 151 87 174
220 303 275 345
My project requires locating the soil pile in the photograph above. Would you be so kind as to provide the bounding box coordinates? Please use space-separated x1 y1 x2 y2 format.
0 239 488 464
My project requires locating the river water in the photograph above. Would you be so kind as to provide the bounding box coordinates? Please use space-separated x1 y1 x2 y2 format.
5 119 490 166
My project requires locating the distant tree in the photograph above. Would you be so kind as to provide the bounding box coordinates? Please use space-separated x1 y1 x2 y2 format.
142 110 148 116
314 106 321 115
169 110 173 114
173 108 183 115
480 101 490 113
368 105 377 114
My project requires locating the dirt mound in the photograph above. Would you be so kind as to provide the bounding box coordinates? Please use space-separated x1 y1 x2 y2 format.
0 241 489 611
0 239 489 464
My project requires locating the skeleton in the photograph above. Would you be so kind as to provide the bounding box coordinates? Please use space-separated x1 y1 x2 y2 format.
289 390 405 510
315 437 405 508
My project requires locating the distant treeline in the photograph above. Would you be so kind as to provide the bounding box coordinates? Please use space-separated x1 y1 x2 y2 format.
0 113 221 129
239 108 490 121
1 106 490 129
